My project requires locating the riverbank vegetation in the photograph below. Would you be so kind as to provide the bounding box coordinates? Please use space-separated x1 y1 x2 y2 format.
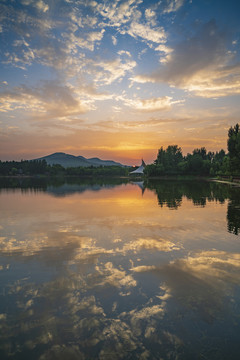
144 124 240 177
0 159 131 177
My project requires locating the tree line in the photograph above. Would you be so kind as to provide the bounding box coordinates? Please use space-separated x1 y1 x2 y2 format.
0 159 130 177
0 123 239 177
144 123 240 177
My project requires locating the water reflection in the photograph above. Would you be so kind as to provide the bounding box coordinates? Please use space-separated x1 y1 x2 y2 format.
0 177 129 195
145 180 240 235
227 187 240 235
0 179 240 359
145 179 229 208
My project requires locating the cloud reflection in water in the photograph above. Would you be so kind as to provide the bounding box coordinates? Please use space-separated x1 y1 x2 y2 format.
0 180 240 359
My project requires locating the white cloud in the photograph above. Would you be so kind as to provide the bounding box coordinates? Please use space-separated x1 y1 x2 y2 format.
74 83 114 101
66 29 105 52
88 57 137 85
145 9 156 20
13 39 30 47
127 21 166 43
161 0 185 14
112 35 117 45
95 262 137 289
155 44 173 63
122 237 180 252
145 8 156 26
131 265 157 272
21 0 49 12
118 50 132 57
155 44 173 54
129 304 165 320
123 96 182 112
182 63 240 97
96 0 142 27
88 29 105 43
35 0 49 13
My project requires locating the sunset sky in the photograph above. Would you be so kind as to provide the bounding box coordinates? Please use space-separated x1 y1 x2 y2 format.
0 0 240 165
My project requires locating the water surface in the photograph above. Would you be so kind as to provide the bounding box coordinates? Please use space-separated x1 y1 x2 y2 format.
0 179 240 359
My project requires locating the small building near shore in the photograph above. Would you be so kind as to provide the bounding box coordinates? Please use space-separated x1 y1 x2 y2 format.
130 159 146 175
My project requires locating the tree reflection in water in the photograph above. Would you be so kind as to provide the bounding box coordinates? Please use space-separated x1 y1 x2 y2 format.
145 179 240 234
227 187 240 235
0 179 240 359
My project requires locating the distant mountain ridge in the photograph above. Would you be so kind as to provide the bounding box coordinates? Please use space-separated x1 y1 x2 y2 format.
34 152 126 168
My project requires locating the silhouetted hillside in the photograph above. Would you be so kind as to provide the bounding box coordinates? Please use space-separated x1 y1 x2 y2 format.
35 152 125 168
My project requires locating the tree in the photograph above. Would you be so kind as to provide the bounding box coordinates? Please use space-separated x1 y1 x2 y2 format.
155 145 183 174
11 167 18 175
192 147 207 160
227 123 240 174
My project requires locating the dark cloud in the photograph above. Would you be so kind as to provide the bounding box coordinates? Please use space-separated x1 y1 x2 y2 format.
153 20 230 85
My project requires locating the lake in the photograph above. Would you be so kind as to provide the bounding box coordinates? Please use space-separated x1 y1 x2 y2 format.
0 178 240 359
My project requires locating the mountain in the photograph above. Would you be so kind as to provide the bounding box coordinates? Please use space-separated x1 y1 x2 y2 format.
35 152 126 168
85 157 123 167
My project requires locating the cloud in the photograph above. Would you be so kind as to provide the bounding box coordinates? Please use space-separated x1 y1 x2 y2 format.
145 8 156 24
132 20 240 97
161 0 185 14
96 0 142 27
158 20 234 84
100 320 138 354
152 20 228 83
112 35 117 45
64 29 105 52
0 2 54 37
21 0 49 13
134 250 240 322
122 237 180 253
95 0 165 45
126 21 166 43
35 0 49 13
0 227 92 257
74 82 114 101
92 116 183 131
88 56 137 85
120 301 167 341
0 3 63 69
118 50 132 57
183 63 240 97
1 2 94 74
123 96 182 112
4 48 35 69
155 44 173 63
131 265 157 272
0 81 91 118
178 250 240 284
129 304 165 321
94 262 137 289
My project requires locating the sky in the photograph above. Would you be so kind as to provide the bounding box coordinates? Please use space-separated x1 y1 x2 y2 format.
0 0 240 165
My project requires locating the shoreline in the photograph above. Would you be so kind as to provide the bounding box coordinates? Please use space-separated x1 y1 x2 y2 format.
1 174 240 187
209 179 240 187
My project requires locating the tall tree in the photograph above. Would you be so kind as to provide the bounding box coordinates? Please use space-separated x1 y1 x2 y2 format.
155 145 183 174
227 123 240 174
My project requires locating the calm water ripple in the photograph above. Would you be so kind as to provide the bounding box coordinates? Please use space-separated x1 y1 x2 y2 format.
0 179 240 359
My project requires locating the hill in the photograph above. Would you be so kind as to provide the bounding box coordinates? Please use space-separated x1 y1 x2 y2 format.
35 152 126 168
